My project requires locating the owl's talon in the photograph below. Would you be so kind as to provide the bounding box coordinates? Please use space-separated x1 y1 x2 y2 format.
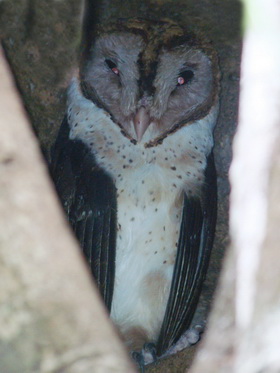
131 351 145 372
142 342 157 364
194 322 205 333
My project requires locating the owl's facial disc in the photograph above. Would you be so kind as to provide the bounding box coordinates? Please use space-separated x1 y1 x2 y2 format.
81 28 217 144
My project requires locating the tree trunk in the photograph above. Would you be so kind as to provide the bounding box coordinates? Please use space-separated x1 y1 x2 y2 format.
0 45 135 373
190 1 280 372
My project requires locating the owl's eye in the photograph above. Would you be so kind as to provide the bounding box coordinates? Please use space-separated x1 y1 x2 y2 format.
177 70 194 86
105 59 120 75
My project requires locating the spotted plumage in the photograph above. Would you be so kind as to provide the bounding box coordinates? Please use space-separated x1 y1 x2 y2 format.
51 17 219 366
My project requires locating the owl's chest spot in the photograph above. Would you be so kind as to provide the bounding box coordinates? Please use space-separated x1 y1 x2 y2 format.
89 128 204 196
67 83 209 197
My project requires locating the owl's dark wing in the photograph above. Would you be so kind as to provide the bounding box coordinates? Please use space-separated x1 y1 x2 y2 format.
51 117 117 310
156 153 217 355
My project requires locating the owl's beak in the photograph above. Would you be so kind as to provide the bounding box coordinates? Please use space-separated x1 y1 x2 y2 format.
133 106 150 142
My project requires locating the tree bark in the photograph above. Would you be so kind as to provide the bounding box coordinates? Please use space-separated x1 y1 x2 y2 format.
189 1 280 372
0 46 135 373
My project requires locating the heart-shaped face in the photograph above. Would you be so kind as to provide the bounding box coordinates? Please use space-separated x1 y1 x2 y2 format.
80 18 219 144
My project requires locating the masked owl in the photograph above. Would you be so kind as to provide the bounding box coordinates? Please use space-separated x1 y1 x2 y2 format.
52 17 219 369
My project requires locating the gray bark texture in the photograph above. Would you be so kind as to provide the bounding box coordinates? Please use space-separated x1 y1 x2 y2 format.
190 0 280 372
0 46 135 373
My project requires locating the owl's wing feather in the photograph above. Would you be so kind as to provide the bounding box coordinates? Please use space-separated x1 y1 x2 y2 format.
51 117 117 310
156 153 217 355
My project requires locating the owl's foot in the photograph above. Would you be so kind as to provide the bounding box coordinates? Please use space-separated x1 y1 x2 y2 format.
163 323 204 357
131 342 157 371
131 324 204 370
142 342 157 364
131 351 145 372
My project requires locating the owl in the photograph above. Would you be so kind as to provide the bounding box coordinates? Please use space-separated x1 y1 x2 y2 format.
51 18 219 369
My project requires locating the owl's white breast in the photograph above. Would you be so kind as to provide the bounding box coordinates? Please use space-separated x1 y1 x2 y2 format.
67 79 218 191
67 78 218 344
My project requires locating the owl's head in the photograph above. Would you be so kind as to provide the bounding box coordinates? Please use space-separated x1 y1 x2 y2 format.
80 18 219 145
